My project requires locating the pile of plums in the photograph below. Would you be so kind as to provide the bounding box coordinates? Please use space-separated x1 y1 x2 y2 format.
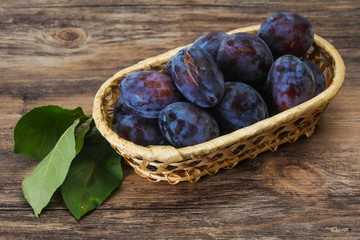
113 12 326 148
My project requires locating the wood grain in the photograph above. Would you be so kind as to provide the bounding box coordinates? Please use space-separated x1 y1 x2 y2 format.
1 0 360 239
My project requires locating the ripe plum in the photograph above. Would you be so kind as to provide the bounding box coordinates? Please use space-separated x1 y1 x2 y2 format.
120 70 182 118
193 32 228 60
113 95 134 118
257 12 314 59
114 114 167 146
216 33 273 90
165 46 225 108
158 102 219 148
303 60 326 96
213 82 268 133
264 54 315 113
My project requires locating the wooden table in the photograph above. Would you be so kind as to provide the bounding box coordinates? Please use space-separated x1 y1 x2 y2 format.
1 0 359 239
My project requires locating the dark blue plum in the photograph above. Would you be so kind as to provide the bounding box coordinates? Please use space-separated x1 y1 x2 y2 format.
165 46 225 108
213 82 268 133
113 95 134 119
164 57 174 78
114 114 167 146
264 54 315 113
120 70 182 118
216 33 273 90
193 32 228 60
303 60 326 96
257 12 314 59
158 102 219 148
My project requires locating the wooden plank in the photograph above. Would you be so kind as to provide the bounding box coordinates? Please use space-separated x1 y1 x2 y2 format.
1 208 360 239
1 0 360 238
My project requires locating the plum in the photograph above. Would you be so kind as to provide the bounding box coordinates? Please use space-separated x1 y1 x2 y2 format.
257 12 314 59
303 59 326 96
114 114 167 146
264 54 315 113
158 102 219 147
213 82 268 133
165 46 225 108
120 70 182 118
216 32 273 90
193 32 228 60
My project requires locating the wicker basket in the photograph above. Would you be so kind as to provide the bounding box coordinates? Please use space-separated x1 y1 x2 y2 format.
93 25 345 184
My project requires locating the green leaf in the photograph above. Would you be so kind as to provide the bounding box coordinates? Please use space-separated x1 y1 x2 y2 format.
14 105 85 159
22 120 80 217
61 129 123 219
75 117 95 155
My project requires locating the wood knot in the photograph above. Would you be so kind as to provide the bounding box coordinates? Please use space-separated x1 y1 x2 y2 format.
57 28 81 42
51 28 86 48
262 157 328 206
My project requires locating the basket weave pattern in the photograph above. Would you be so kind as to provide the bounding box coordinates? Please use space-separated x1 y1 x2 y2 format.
93 25 345 184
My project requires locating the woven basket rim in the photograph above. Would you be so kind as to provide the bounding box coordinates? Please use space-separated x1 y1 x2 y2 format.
93 25 346 163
